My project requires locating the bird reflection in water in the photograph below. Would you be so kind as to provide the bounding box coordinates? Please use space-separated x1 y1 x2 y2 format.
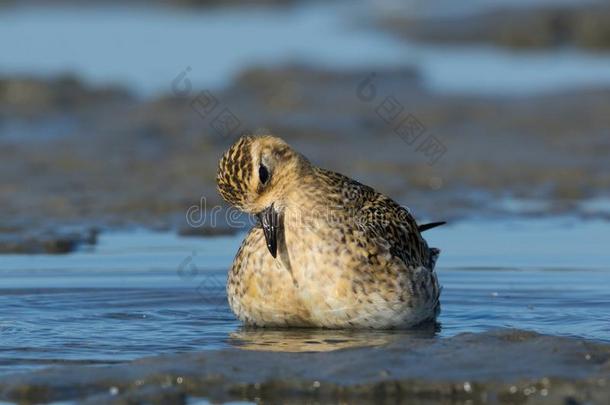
228 322 440 352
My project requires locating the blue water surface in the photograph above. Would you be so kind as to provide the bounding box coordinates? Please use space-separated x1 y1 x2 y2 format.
0 218 608 375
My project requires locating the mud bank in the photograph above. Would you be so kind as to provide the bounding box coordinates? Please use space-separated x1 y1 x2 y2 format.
0 330 608 404
0 228 97 254
0 75 130 117
380 3 610 50
0 0 306 9
1 67 609 246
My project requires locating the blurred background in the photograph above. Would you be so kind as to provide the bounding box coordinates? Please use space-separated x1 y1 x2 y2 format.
2 0 610 249
0 0 610 251
1 0 610 393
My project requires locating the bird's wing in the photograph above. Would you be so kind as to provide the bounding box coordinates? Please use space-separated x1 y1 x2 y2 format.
358 193 433 269
315 168 434 269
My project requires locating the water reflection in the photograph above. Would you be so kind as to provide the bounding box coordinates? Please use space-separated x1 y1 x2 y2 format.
228 322 440 352
1 221 609 375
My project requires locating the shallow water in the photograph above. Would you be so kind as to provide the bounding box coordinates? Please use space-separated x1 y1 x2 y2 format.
1 218 608 376
3 2 610 96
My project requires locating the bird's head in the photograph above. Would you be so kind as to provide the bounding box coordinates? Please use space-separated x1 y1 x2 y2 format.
217 135 310 257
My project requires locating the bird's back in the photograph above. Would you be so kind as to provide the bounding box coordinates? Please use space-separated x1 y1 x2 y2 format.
312 168 438 271
309 168 442 322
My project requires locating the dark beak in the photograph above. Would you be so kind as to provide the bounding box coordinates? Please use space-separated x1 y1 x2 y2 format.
257 203 279 258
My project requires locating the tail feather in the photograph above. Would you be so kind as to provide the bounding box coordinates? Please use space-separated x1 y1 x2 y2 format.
419 221 446 232
429 249 442 317
429 247 440 271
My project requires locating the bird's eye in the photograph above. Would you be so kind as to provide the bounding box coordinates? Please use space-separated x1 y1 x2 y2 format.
259 164 270 185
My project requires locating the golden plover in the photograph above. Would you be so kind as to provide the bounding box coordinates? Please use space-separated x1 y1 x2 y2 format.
217 135 443 329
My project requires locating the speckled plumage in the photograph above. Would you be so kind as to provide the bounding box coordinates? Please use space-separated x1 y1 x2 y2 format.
217 135 441 329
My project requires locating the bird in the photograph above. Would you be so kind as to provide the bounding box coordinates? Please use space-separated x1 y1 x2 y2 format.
217 135 443 329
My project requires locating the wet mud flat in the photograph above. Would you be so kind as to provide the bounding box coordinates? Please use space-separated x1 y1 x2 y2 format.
379 2 610 50
2 65 610 248
0 329 608 404
1 3 609 404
